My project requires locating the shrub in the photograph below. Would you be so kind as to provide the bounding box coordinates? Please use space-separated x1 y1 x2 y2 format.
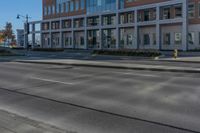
93 49 161 57
0 48 16 56
32 48 65 52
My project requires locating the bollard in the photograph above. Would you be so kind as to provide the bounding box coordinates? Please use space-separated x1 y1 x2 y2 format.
173 49 178 59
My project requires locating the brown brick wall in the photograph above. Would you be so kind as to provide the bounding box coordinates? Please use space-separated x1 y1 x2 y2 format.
42 0 200 25
124 0 169 8
189 0 200 24
43 0 86 20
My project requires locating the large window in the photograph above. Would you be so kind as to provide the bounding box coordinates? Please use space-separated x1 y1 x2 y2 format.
86 0 116 15
119 12 134 24
152 33 156 45
48 6 51 15
75 0 79 11
42 22 49 30
102 15 116 25
143 34 150 45
66 2 69 12
199 32 200 45
119 28 134 48
52 33 60 47
51 21 60 30
102 29 116 48
188 3 195 18
138 8 156 22
87 17 99 26
144 10 150 21
74 18 84 28
87 30 100 49
174 4 182 18
56 0 60 14
74 31 85 48
63 32 72 47
70 1 74 12
80 0 85 9
44 6 47 16
62 20 71 28
188 32 195 45
199 2 200 17
163 33 171 45
52 5 55 14
162 7 171 19
119 0 124 9
174 33 182 45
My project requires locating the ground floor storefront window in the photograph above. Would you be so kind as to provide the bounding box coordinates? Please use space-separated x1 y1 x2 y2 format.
74 31 85 49
63 32 72 48
119 28 134 49
42 33 50 48
102 29 116 49
52 33 60 48
174 32 182 45
163 33 171 45
87 30 100 49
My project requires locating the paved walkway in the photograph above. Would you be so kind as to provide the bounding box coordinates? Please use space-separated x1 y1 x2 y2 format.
159 57 200 63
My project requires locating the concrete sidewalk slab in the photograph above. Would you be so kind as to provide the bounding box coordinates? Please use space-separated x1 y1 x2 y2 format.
17 59 200 73
158 57 200 64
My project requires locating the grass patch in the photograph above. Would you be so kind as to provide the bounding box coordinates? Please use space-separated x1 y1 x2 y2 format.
93 49 161 57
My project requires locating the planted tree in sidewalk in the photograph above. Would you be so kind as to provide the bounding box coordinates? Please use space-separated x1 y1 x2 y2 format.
3 22 15 43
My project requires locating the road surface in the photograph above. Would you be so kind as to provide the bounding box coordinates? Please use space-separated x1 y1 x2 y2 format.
0 62 200 133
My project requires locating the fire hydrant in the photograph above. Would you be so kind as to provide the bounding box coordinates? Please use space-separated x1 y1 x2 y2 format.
173 49 178 59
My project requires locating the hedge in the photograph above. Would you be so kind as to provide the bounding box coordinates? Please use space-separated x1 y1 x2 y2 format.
93 49 161 57
32 48 65 52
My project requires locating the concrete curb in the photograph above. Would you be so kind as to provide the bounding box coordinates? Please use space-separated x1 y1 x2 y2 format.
16 60 200 73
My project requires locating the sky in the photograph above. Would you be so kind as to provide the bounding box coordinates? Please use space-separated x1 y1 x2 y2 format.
0 0 42 34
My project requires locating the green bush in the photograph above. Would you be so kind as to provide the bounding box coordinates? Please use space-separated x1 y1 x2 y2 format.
0 48 16 56
93 49 161 57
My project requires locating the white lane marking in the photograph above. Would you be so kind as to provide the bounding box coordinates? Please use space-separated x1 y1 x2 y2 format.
31 77 75 85
113 72 159 78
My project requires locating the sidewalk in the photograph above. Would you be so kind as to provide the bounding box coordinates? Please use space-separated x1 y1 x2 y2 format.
158 56 200 63
17 59 200 73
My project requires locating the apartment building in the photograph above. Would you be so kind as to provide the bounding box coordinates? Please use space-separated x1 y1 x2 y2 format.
16 29 25 48
28 0 200 51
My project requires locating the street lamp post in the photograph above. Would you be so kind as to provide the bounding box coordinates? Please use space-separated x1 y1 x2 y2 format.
17 14 31 52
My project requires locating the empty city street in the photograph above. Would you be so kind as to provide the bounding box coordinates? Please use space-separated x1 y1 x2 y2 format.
0 62 200 133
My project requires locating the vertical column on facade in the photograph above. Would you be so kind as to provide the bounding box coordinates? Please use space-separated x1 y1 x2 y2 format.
84 17 87 49
59 19 63 48
182 0 188 51
99 15 102 49
116 0 119 49
156 6 161 50
72 18 75 49
32 23 36 49
40 22 43 48
134 9 139 49
49 21 52 48
116 13 119 49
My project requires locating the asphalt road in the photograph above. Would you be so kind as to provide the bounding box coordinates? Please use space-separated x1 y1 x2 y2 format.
0 62 200 133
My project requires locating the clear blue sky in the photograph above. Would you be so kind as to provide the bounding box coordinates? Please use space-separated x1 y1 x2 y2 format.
0 0 42 33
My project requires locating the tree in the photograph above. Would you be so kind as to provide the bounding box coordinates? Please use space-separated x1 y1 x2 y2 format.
3 22 15 42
